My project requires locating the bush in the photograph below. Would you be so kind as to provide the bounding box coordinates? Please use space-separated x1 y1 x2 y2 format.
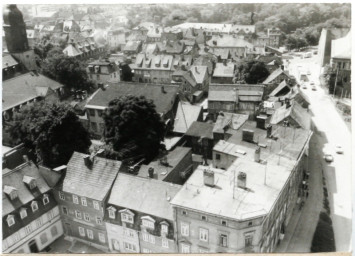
311 211 336 252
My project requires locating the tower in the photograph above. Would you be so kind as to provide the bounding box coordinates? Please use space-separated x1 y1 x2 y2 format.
3 4 37 71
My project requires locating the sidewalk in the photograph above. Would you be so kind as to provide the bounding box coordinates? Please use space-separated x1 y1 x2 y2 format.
276 134 324 252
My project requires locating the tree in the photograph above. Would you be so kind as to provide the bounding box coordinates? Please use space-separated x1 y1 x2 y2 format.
102 96 166 162
235 60 270 84
9 102 91 168
41 51 94 92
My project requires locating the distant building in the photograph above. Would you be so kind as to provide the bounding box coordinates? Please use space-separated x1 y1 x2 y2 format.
254 28 282 48
107 28 129 50
2 161 63 253
54 152 122 251
105 173 181 253
86 58 120 87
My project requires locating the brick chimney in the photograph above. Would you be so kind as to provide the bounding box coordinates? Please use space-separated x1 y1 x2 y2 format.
266 124 272 138
254 147 260 163
203 169 214 187
148 167 154 178
237 172 247 189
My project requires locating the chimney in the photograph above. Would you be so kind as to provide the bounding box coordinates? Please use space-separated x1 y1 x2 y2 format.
213 40 217 46
242 129 254 143
148 167 154 178
237 172 247 189
195 66 199 74
281 64 284 70
285 98 291 108
266 124 272 138
223 59 227 66
203 169 214 187
256 115 268 129
161 86 166 93
254 147 261 163
180 54 185 61
83 155 92 168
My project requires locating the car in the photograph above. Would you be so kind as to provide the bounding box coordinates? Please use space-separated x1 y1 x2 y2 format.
335 145 344 154
302 85 307 89
324 153 334 163
312 85 317 91
310 81 315 85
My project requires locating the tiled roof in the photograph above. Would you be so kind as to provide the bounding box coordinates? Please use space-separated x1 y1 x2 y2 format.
207 35 254 48
173 102 202 134
185 121 214 139
3 73 64 111
213 112 249 133
212 62 235 77
2 162 51 216
263 68 290 84
208 85 237 102
209 48 230 60
63 152 121 201
165 40 185 54
138 147 192 181
189 65 208 84
108 173 181 220
86 83 179 116
2 54 18 69
133 53 173 71
63 44 82 57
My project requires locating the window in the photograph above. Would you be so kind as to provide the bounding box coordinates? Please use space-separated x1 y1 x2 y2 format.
10 190 18 200
29 180 37 190
93 201 100 210
13 232 20 243
161 224 168 233
108 206 116 219
88 109 96 117
149 234 155 244
123 242 136 252
201 215 207 221
124 228 134 238
79 227 85 237
20 209 27 219
7 215 15 227
36 217 43 228
162 238 169 248
84 213 90 222
31 201 38 212
142 219 155 229
219 234 228 247
216 154 221 160
98 110 103 117
96 217 102 225
99 123 105 132
248 221 253 227
73 195 79 204
121 213 134 223
97 74 100 80
181 222 189 236
99 233 105 243
51 226 58 237
87 229 94 239
43 194 49 205
25 224 32 235
113 239 120 251
59 192 65 200
143 248 152 253
245 233 254 247
62 206 68 215
221 220 227 226
181 244 190 253
182 210 187 216
142 232 149 242
40 233 48 245
75 210 82 219
81 197 87 206
199 228 209 242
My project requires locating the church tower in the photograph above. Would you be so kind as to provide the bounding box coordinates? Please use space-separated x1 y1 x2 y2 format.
3 4 37 70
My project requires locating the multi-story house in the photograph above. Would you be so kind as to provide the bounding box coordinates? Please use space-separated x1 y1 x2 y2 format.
85 82 179 138
105 173 181 253
54 152 122 251
208 85 238 120
106 28 129 50
86 59 120 87
172 122 312 253
2 160 63 253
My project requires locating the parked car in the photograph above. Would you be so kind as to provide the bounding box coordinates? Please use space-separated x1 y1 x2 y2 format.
335 145 344 154
310 81 315 85
302 84 307 89
324 153 334 163
312 85 317 91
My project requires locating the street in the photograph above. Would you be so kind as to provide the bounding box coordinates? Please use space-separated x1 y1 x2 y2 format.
285 54 352 252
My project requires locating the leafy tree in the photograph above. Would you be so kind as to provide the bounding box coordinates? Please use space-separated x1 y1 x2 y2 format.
9 102 91 168
235 60 270 84
102 96 166 162
41 51 94 92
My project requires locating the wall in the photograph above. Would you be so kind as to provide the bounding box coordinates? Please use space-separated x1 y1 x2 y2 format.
212 150 237 170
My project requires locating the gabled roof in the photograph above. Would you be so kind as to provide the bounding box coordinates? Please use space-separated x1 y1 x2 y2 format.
173 102 202 134
189 65 208 84
270 101 311 129
213 112 249 133
123 40 141 52
2 53 18 69
263 68 290 84
213 62 235 78
3 73 64 111
185 121 214 139
86 83 179 116
208 85 237 102
63 152 121 201
2 162 51 217
63 44 82 57
269 80 291 97
108 173 181 220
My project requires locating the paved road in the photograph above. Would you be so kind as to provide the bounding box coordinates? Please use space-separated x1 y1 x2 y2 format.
286 54 352 252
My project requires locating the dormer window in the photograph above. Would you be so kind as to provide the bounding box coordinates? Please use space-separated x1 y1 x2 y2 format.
161 222 169 233
7 215 15 227
141 216 155 229
31 201 38 212
43 194 49 205
107 206 117 219
20 208 27 219
23 176 36 190
4 185 18 200
119 209 134 224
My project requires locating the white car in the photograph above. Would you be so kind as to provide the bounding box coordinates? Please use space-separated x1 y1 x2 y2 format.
312 85 317 91
335 145 344 154
310 81 315 85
